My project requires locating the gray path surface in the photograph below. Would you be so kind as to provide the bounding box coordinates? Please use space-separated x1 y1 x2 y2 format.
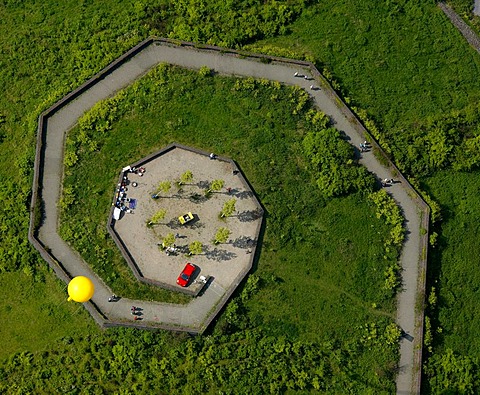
37 41 422 393
439 2 480 54
475 0 480 16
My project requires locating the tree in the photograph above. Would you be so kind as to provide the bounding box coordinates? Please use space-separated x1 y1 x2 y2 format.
213 227 231 244
162 233 176 248
148 209 166 226
188 241 203 256
207 179 224 194
180 170 193 185
220 198 236 218
157 181 172 195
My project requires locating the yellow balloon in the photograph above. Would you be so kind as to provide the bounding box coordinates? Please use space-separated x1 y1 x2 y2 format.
67 276 95 303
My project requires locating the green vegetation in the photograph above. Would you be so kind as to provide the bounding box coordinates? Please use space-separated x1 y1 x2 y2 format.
188 241 203 256
4 0 480 392
148 209 167 226
0 0 399 392
257 2 480 391
54 65 400 390
256 0 480 180
207 179 225 194
259 1 480 131
162 233 176 248
0 272 98 361
0 325 393 394
303 126 375 197
145 0 312 48
368 190 405 293
156 180 172 195
213 227 231 245
448 0 474 14
220 198 237 218
179 170 193 185
421 171 480 393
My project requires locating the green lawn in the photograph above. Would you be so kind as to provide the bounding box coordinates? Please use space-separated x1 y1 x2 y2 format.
421 170 480 392
257 4 480 390
422 171 480 354
256 1 480 131
248 192 397 342
0 271 98 361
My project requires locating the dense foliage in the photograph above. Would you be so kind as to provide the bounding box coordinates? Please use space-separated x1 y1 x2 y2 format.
0 322 398 394
145 0 312 47
448 0 474 14
258 4 480 391
303 125 375 197
259 0 480 180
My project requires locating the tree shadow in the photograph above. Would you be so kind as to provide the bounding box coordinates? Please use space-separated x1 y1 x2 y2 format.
232 236 257 249
196 180 210 190
204 246 237 262
236 208 263 222
233 190 253 200
175 244 190 255
188 192 209 204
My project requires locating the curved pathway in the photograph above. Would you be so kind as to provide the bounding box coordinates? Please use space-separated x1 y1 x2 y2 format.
31 39 426 394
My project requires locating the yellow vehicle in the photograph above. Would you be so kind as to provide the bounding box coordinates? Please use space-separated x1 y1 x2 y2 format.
178 212 194 225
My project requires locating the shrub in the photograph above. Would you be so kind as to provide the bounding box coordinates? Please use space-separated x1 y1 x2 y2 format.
198 66 212 77
303 127 375 197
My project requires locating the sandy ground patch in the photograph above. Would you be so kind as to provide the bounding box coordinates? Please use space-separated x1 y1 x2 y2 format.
114 147 262 291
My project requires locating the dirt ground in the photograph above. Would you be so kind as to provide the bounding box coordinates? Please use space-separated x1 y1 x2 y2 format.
114 146 262 291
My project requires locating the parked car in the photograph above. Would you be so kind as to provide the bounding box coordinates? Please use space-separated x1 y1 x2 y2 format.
178 212 194 225
176 262 196 287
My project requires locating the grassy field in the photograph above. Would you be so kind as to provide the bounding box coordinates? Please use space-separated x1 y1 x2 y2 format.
248 192 398 341
422 170 480 354
61 64 399 321
256 3 480 391
420 170 480 392
255 1 480 131
0 271 98 361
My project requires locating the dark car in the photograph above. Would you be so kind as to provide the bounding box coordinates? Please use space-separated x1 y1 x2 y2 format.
176 263 196 287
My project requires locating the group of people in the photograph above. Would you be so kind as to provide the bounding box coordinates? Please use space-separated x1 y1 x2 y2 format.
114 166 145 213
165 245 178 256
131 306 142 321
106 299 143 321
130 166 146 177
114 173 138 214
293 72 318 90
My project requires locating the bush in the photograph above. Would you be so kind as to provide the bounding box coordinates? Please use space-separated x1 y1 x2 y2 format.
303 126 375 197
198 66 212 77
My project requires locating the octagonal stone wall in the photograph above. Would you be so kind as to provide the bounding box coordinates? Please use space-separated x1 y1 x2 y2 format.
108 143 263 296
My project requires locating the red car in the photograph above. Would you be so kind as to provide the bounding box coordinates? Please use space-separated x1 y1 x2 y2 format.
176 263 196 287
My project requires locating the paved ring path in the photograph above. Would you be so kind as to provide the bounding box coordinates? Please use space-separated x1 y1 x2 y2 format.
31 39 426 394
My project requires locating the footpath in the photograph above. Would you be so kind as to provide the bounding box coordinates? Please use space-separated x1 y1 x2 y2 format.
33 39 425 394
